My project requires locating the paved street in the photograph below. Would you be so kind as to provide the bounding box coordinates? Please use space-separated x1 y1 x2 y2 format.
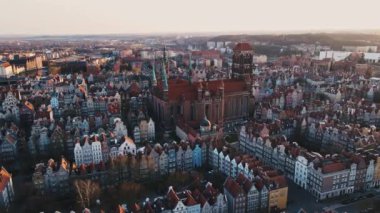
287 179 380 212
287 179 328 212
335 196 379 213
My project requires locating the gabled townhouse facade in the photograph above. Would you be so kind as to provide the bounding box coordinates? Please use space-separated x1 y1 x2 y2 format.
0 167 14 208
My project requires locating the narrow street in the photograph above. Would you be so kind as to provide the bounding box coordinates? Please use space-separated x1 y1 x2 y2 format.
287 180 380 212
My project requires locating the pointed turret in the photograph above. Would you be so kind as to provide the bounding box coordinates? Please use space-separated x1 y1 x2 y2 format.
152 54 157 87
162 47 169 100
188 53 192 85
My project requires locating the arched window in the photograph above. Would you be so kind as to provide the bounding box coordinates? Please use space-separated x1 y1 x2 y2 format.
205 105 210 118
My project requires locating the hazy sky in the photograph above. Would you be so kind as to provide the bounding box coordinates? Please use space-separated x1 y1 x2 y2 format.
1 0 380 35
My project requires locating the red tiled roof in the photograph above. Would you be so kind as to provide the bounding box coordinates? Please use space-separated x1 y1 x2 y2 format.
143 202 154 212
184 191 198 206
5 134 17 145
0 167 11 192
1 62 11 68
192 50 221 59
130 203 141 212
271 176 288 188
159 79 247 101
254 179 265 191
167 187 179 204
236 173 248 183
322 162 346 174
118 205 126 213
233 43 253 51
204 182 218 195
192 189 208 207
224 177 243 198
128 82 141 97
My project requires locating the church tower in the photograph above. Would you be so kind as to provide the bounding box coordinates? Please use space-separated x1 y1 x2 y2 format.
232 43 254 80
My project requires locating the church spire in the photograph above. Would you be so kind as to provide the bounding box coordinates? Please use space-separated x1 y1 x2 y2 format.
161 47 169 100
163 46 167 63
162 48 168 91
152 53 157 87
188 53 192 85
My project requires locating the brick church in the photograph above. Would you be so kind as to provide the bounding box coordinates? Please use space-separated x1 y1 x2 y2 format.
151 43 255 135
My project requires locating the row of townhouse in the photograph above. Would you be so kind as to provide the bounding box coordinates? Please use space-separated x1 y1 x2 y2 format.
240 126 300 180
304 93 380 127
209 146 288 212
307 122 378 152
12 71 152 129
0 167 14 208
27 112 155 161
33 140 210 195
253 86 304 110
240 124 380 201
127 183 227 213
297 150 378 200
0 123 19 162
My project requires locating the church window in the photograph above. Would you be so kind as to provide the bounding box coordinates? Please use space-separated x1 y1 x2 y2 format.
190 104 195 120
205 105 210 118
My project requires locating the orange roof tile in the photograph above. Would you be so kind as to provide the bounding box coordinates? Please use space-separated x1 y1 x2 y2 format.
322 162 346 174
224 177 243 198
167 187 179 204
233 43 253 51
271 176 288 188
158 79 247 101
0 167 11 192
184 191 198 206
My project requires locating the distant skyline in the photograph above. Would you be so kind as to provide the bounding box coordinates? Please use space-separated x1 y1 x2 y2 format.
1 0 380 35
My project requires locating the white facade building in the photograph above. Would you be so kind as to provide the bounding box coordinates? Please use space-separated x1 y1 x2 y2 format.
320 51 380 63
252 55 268 64
1 92 19 120
295 156 308 189
342 45 378 53
118 136 137 156
0 63 13 78
74 142 84 166
114 118 128 139
319 51 351 61
207 41 216 49
366 160 375 189
364 53 380 63
91 140 103 164
133 126 141 144
74 136 103 166
147 118 155 141
38 127 50 154
82 139 93 165
0 167 14 208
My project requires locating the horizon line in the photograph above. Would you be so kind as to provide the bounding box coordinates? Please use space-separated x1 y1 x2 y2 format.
1 28 380 38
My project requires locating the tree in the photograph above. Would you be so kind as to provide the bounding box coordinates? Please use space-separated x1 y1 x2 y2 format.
119 182 147 205
74 179 101 209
